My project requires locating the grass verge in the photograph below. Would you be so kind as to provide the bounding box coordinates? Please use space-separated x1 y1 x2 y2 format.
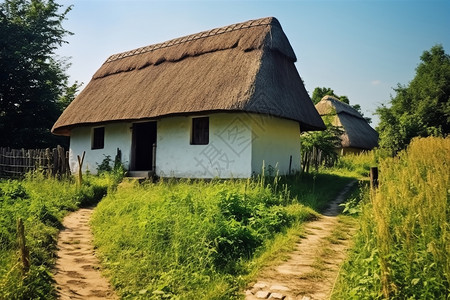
0 172 115 299
332 137 449 299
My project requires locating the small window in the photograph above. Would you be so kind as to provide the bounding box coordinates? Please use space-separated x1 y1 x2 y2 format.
92 127 105 149
191 117 209 145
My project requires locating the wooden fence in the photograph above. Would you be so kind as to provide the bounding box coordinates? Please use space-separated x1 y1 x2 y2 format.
0 146 70 178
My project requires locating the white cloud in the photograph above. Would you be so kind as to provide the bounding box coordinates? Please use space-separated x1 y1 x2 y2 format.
371 80 381 86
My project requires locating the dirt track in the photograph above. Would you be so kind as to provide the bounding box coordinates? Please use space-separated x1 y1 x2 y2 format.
53 207 117 300
245 181 357 300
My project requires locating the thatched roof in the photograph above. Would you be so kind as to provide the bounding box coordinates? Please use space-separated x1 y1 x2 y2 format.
52 17 325 136
315 96 378 150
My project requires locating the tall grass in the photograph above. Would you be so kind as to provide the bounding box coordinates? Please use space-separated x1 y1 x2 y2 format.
331 150 378 178
0 172 113 300
333 137 449 299
91 173 352 299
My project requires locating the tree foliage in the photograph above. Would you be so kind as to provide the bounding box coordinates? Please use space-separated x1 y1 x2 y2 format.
376 44 450 155
311 87 350 105
301 116 344 172
0 0 73 148
311 87 338 104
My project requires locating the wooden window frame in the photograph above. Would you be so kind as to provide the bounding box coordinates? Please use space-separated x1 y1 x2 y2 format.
91 127 105 150
191 117 209 145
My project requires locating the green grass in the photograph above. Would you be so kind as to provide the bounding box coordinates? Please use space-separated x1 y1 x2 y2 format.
0 172 114 300
90 173 354 299
332 137 449 299
0 165 357 299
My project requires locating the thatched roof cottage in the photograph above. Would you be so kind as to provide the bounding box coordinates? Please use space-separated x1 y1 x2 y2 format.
52 17 325 178
315 96 378 155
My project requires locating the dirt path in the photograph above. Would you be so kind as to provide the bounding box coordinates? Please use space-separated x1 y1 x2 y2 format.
245 181 357 300
53 207 117 299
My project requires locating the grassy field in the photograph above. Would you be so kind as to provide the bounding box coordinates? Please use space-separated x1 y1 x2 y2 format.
2 139 447 299
90 173 353 299
0 172 114 299
0 161 357 299
333 137 449 299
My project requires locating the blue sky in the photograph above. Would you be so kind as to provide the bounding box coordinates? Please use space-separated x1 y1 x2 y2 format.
56 0 450 127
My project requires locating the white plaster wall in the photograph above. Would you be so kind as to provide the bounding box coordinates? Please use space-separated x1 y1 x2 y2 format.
250 115 301 175
156 113 252 178
69 123 132 174
68 114 301 178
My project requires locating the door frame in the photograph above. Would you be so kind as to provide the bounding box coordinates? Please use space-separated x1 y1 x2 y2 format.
130 121 157 171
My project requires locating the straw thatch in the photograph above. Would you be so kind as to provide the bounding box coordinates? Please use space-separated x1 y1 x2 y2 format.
315 96 378 150
52 17 325 135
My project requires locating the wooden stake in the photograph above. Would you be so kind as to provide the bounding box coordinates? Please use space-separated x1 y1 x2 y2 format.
370 167 379 189
77 151 85 187
289 155 292 175
17 218 29 274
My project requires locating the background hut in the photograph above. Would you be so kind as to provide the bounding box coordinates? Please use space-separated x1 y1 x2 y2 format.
315 95 378 155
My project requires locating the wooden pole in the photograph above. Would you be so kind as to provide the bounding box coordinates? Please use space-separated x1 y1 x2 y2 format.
77 151 85 187
17 218 30 274
370 167 379 189
288 155 292 175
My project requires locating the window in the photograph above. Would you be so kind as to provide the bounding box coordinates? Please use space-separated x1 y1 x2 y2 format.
191 117 209 145
92 127 105 149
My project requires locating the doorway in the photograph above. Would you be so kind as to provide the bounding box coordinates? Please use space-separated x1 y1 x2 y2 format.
131 122 157 171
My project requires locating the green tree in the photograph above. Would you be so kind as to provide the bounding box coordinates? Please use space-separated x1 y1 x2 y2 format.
58 81 82 111
377 44 450 155
0 0 73 148
311 87 338 104
338 95 349 104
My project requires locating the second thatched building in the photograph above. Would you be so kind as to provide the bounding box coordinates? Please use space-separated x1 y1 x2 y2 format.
315 96 378 155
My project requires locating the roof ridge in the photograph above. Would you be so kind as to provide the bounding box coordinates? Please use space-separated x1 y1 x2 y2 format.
106 17 278 63
322 96 365 119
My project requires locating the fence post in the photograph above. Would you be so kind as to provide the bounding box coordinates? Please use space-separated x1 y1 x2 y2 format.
289 155 292 175
370 167 379 189
65 150 70 175
17 218 30 274
77 151 85 187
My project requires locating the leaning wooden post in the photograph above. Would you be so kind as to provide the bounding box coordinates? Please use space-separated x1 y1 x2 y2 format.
17 218 30 274
370 167 379 189
77 151 85 188
45 148 52 177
